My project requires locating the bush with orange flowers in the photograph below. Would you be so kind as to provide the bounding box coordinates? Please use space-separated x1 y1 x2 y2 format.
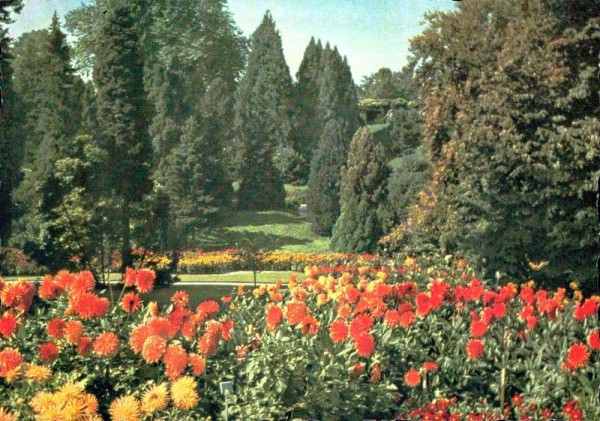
2 255 600 419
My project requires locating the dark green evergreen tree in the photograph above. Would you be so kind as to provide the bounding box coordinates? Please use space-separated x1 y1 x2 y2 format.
234 11 292 209
160 78 233 245
93 3 153 271
307 44 359 235
331 128 390 252
291 37 323 182
0 0 24 245
11 15 87 268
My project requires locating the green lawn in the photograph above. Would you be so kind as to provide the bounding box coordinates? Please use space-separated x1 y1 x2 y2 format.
5 271 300 285
178 271 302 284
194 210 330 253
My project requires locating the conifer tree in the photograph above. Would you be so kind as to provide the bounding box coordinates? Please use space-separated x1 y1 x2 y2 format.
307 45 359 235
234 11 292 209
160 79 233 245
0 0 23 244
93 3 153 271
11 16 87 267
292 37 323 182
331 128 389 252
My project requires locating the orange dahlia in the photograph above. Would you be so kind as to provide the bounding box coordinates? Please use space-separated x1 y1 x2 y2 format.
0 311 18 338
329 319 348 343
422 361 438 373
93 332 120 357
265 305 283 331
354 332 375 357
565 343 589 371
383 309 401 328
64 320 84 344
121 292 142 313
399 311 415 328
171 291 190 307
404 368 421 387
0 348 23 377
38 275 64 300
163 344 188 381
188 353 206 376
142 335 167 363
130 325 154 354
46 318 66 339
588 330 600 350
69 292 109 319
349 313 373 340
135 269 156 294
469 320 487 338
285 301 308 325
77 337 93 356
466 339 484 360
197 328 221 358
147 317 177 339
39 342 59 363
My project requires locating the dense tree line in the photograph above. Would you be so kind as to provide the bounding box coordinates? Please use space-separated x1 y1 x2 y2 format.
383 0 600 290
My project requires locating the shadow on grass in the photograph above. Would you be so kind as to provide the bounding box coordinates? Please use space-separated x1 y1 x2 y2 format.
195 229 312 251
222 210 304 227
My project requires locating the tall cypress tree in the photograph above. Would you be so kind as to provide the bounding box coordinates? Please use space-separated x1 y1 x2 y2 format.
307 45 359 235
234 11 292 209
93 3 153 271
331 128 389 252
0 0 23 245
292 37 323 182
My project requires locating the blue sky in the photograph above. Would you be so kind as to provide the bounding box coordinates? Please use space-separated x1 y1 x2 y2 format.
8 0 456 82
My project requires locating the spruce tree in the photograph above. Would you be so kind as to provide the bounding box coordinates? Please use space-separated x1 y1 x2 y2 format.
0 0 23 245
160 79 233 244
11 16 87 268
307 45 359 235
234 11 292 209
292 37 323 182
331 128 390 253
93 3 153 271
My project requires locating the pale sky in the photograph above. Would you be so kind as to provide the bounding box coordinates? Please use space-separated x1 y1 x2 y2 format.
8 0 456 82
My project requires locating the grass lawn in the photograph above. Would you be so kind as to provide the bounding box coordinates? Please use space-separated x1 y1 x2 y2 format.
178 271 302 284
194 210 330 253
5 271 300 284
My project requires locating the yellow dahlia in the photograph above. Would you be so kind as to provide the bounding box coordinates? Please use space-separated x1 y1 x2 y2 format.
63 398 86 421
57 381 85 401
141 383 169 414
109 395 141 421
170 376 199 410
29 391 57 413
25 364 52 382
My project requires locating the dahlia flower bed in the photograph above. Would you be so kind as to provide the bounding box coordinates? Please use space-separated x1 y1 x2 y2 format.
0 256 598 420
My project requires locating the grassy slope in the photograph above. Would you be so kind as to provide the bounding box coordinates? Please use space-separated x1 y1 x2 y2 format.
195 210 330 253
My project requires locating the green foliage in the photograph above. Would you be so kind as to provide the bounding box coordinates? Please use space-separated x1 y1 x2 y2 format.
234 11 291 209
331 128 390 253
93 2 153 271
291 37 324 182
0 27 24 244
406 0 600 289
386 145 431 226
307 45 360 235
308 119 350 235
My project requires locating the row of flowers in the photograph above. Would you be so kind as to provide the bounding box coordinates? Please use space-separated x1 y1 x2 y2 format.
146 248 380 273
0 255 599 419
